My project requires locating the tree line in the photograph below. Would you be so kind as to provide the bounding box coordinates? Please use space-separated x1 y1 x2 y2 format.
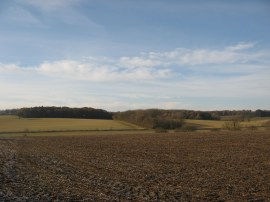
113 109 184 129
113 109 270 129
1 107 270 128
17 107 113 119
0 109 18 115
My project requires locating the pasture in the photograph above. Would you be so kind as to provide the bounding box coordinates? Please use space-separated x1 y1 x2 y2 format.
0 131 270 201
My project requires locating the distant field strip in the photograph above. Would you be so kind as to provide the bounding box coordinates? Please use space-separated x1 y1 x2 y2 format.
185 118 270 129
0 116 143 133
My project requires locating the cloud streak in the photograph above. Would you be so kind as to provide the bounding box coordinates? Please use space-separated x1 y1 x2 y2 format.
122 42 262 68
227 42 255 51
22 0 82 11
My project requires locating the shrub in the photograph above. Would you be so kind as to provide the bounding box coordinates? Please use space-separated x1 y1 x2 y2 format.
153 119 184 130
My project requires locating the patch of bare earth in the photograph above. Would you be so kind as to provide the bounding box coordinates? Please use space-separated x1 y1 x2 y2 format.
0 131 270 201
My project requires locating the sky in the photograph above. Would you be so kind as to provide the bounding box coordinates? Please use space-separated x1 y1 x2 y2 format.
0 0 270 111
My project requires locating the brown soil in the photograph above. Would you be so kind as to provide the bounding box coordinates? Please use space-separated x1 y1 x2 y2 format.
1 131 270 201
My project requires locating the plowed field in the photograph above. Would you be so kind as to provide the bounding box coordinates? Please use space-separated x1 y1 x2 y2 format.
1 131 270 201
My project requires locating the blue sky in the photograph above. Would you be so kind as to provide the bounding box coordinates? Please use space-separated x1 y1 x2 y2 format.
0 0 270 111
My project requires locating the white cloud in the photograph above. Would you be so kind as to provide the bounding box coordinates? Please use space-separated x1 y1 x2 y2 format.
0 42 268 83
118 56 161 68
227 42 255 51
178 49 242 65
37 60 167 81
1 42 268 81
0 63 21 72
0 60 170 82
119 42 263 68
0 43 269 110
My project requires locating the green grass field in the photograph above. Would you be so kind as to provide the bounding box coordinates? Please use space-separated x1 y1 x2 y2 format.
0 115 143 134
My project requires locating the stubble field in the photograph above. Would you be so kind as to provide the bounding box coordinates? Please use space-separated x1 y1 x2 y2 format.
0 116 142 133
1 131 270 201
